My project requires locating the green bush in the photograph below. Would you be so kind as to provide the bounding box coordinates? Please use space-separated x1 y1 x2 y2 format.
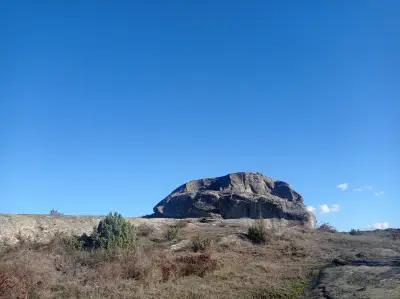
79 212 137 251
250 280 306 298
247 219 268 244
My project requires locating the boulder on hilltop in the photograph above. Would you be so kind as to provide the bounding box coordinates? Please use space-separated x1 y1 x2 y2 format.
152 172 316 228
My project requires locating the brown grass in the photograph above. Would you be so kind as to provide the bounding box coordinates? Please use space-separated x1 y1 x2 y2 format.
1 221 399 298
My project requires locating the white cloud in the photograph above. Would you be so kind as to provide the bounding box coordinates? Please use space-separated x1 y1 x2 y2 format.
337 183 349 191
306 206 316 213
352 185 374 193
330 204 340 212
368 222 389 230
374 191 384 197
319 204 340 214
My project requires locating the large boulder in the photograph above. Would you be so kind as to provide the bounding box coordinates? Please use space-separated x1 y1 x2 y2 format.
152 172 316 228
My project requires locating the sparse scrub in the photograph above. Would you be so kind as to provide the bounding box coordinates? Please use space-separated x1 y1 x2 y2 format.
389 229 400 240
349 229 362 236
175 219 190 229
165 224 180 241
247 219 269 244
160 259 178 282
97 248 152 281
0 263 38 299
282 240 306 258
2 216 398 298
175 254 218 278
137 224 154 237
159 253 217 281
191 235 211 252
164 220 189 241
249 280 306 299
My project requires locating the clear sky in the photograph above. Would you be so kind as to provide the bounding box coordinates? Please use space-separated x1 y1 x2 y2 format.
1 1 399 231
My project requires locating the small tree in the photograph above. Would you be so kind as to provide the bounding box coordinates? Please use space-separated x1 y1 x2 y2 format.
247 219 268 244
79 212 137 250
317 223 337 233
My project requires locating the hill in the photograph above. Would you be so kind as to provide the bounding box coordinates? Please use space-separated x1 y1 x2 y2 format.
0 214 399 298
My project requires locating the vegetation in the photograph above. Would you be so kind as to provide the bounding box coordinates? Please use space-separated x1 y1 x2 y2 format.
165 224 180 241
164 220 189 241
250 280 307 299
137 224 154 237
78 212 137 250
2 216 398 298
390 229 400 240
247 219 269 244
49 209 63 216
191 235 211 252
349 228 362 235
317 223 337 233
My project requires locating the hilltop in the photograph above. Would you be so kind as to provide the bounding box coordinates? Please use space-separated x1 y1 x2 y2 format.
0 215 399 298
0 172 399 298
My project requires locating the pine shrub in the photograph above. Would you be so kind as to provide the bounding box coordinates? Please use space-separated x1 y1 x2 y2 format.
79 212 137 251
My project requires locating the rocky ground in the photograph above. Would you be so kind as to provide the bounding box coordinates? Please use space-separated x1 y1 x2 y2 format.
0 215 399 298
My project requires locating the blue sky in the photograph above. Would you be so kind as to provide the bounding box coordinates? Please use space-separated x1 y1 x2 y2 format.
0 1 399 231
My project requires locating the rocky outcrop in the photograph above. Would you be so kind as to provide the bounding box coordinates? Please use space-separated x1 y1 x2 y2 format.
153 172 316 228
312 256 400 298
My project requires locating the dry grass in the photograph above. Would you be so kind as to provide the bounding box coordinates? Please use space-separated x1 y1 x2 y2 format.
1 220 399 298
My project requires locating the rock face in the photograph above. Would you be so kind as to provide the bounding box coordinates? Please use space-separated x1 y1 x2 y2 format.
312 256 400 298
153 172 316 228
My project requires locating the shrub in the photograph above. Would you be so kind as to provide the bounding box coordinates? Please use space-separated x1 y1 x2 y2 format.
317 223 337 233
349 229 362 236
175 219 189 229
191 235 211 252
250 280 306 299
164 220 189 241
49 209 63 216
159 253 218 281
79 212 137 251
97 248 152 281
137 224 154 237
165 225 180 241
390 229 400 240
247 219 268 244
0 264 37 299
160 260 178 282
176 254 217 278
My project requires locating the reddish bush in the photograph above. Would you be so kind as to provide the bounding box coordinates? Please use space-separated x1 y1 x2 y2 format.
0 264 34 299
159 253 218 281
160 260 178 282
175 254 218 277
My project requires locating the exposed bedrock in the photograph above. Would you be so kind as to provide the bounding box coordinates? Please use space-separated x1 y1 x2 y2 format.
152 172 316 228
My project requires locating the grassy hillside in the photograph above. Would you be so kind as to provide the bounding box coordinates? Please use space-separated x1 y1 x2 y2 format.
0 216 399 298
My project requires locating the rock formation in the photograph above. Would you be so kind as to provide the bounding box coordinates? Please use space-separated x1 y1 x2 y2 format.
152 172 316 228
